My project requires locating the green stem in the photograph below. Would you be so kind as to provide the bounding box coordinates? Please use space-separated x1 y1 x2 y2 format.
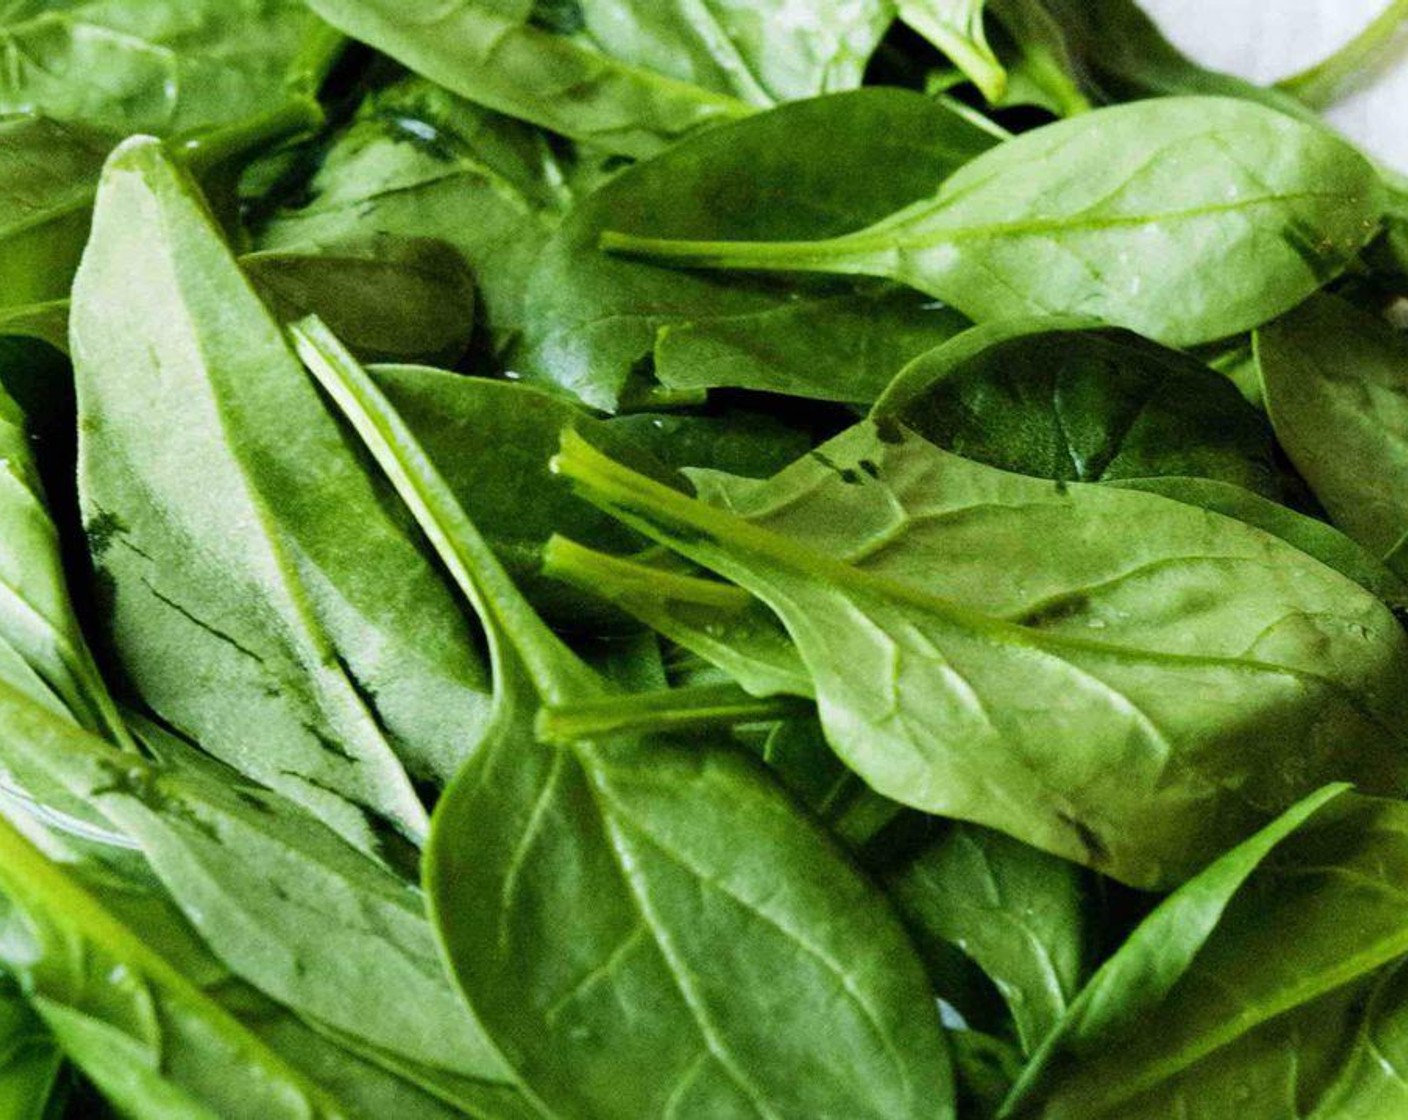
598 228 867 275
291 318 597 703
175 95 325 180
1278 0 1408 109
542 535 753 613
537 684 807 746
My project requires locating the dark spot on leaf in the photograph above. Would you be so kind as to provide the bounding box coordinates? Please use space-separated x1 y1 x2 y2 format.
530 0 585 34
85 510 128 558
1058 811 1110 866
858 459 881 479
874 418 905 445
1016 594 1091 628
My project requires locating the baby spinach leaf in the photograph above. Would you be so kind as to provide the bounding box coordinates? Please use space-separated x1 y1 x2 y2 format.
1003 784 1348 1114
72 138 494 854
885 823 1090 1055
1256 294 1408 574
292 316 957 1120
520 89 990 409
0 116 113 311
244 239 477 367
899 1 1007 102
299 0 892 157
1008 787 1408 1118
601 96 1384 348
0 985 62 1120
256 77 576 357
0 681 513 1091
0 1 341 136
553 423 1408 887
874 318 1279 497
0 811 356 1119
1033 0 1317 118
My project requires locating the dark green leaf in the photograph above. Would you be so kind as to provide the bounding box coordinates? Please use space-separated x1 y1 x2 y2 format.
602 97 1384 348
72 138 494 853
1256 294 1408 572
293 317 958 1120
553 424 1408 887
885 823 1090 1054
0 1 340 135
298 0 892 157
520 89 990 409
874 318 1279 497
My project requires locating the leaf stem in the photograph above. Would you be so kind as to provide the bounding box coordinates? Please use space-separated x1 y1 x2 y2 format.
542 535 753 612
536 684 807 746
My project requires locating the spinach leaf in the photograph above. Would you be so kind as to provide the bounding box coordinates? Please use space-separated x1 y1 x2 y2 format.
293 316 957 1120
72 138 494 854
601 96 1384 348
1033 0 1318 117
0 682 514 1093
256 77 576 357
0 809 354 1119
553 423 1408 887
1256 294 1408 574
371 364 808 626
0 985 62 1120
299 0 892 157
1003 784 1348 1114
0 378 126 744
244 239 477 367
0 117 112 311
520 89 990 409
885 823 1090 1055
873 318 1279 497
1008 787 1408 1118
0 1 341 135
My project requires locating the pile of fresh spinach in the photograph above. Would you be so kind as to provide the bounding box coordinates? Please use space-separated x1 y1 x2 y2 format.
1 1 1407 1116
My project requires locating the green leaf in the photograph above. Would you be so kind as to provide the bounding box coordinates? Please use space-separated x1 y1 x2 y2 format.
292 316 957 1120
1007 787 1408 1117
899 1 1007 102
0 377 126 744
1275 0 1408 109
885 824 1090 1054
0 117 112 311
255 77 576 357
986 0 1092 117
72 137 495 854
0 1 340 135
553 423 1408 887
601 96 1384 348
873 318 1279 497
0 985 62 1120
520 89 990 409
0 810 353 1119
243 239 477 367
0 684 514 1090
298 0 892 157
1002 784 1348 1115
1256 294 1408 573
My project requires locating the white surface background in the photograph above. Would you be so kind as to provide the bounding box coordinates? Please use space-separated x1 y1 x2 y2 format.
1137 0 1408 171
